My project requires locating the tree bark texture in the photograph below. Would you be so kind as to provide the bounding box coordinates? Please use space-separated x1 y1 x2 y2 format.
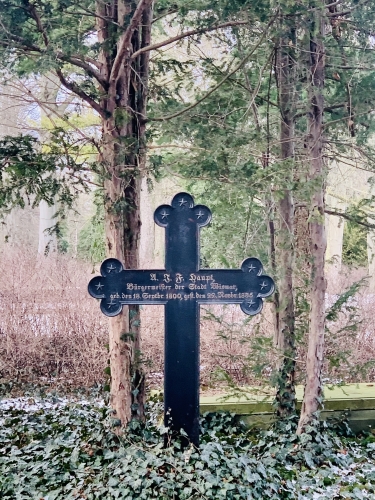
274 27 297 418
96 0 153 426
297 12 326 434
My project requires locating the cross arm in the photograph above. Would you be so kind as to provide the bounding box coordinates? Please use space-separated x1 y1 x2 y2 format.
88 257 275 317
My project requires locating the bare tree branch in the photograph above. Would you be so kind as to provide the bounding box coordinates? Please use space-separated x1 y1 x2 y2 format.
0 27 43 53
131 19 250 59
326 64 373 70
323 109 375 128
148 143 205 151
55 69 107 119
3 76 100 149
149 14 277 123
0 6 105 88
294 102 347 119
57 53 108 89
326 0 372 17
26 0 49 47
16 7 90 121
325 209 375 229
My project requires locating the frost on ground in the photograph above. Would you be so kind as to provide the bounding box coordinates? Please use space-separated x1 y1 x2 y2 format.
0 396 105 412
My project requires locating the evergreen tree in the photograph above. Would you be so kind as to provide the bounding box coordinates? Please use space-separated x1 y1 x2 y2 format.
0 0 253 428
149 0 375 428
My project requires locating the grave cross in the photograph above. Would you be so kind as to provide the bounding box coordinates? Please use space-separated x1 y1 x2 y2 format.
88 192 275 446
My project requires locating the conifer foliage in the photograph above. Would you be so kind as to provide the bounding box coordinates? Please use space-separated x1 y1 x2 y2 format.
1 0 375 433
0 0 255 428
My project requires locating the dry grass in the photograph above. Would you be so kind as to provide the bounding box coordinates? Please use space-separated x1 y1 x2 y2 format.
323 266 375 384
0 248 374 393
141 302 276 390
0 247 108 389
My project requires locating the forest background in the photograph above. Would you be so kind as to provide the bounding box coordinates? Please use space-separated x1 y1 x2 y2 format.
0 0 375 437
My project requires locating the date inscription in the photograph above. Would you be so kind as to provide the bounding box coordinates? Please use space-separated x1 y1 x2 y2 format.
101 271 267 304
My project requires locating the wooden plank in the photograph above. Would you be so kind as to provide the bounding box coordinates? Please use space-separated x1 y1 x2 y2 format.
200 383 375 411
236 409 375 434
198 384 375 433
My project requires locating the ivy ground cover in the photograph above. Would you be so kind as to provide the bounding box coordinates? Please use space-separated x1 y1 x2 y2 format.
1 396 375 499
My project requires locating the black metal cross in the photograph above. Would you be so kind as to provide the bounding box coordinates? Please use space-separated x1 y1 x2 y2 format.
88 192 275 446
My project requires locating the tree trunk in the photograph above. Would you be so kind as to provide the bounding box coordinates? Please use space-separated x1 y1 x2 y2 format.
274 27 297 418
97 0 152 426
38 200 57 254
297 11 326 434
38 74 74 255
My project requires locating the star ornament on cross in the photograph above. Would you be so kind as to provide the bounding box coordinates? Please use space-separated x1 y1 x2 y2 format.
238 257 274 315
107 263 116 273
87 258 124 316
